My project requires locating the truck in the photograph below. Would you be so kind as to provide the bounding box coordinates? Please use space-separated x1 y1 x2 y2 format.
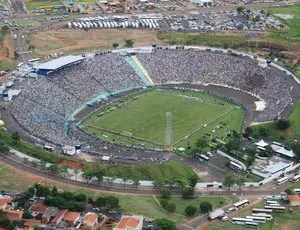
209 209 225 220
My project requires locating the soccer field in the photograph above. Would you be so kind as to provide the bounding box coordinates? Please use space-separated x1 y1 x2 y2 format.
82 90 244 147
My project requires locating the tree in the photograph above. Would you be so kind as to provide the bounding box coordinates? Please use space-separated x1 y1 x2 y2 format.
23 211 32 219
82 168 96 182
165 203 176 212
74 193 87 202
182 187 195 199
160 199 169 209
14 51 19 60
153 179 166 190
196 138 207 149
200 201 213 213
95 197 107 207
188 175 198 188
51 186 58 196
124 39 134 48
95 171 104 186
105 196 119 209
223 174 237 190
112 42 119 49
236 6 245 13
0 26 9 36
285 188 293 195
276 119 291 130
153 218 176 230
28 44 35 51
236 177 246 190
11 132 20 143
246 154 256 167
225 136 240 153
244 127 253 137
160 188 171 199
290 142 300 160
0 140 9 152
259 127 269 137
185 205 197 216
175 178 187 192
48 164 59 174
132 177 140 189
60 165 69 177
87 197 94 205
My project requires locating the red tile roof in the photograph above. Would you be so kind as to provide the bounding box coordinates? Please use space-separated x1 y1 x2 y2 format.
83 213 98 224
30 204 48 213
23 221 38 228
116 217 139 229
4 210 24 220
0 197 12 206
63 211 81 222
288 195 300 202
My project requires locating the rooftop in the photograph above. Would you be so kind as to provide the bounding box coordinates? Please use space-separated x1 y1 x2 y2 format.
63 211 81 222
51 209 68 224
30 204 48 213
116 217 139 229
83 213 98 223
288 195 300 202
34 55 85 70
0 197 12 206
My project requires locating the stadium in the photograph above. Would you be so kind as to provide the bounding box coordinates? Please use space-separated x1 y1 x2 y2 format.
6 46 300 161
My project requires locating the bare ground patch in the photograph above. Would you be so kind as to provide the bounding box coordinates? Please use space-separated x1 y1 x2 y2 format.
29 29 166 57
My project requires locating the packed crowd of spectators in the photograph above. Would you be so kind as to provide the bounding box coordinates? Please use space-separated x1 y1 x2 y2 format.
11 49 294 155
137 49 293 122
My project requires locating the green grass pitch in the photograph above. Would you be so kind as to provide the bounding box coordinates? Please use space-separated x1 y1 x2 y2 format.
82 89 244 148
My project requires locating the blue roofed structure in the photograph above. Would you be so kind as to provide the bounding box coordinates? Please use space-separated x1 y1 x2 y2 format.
33 55 86 75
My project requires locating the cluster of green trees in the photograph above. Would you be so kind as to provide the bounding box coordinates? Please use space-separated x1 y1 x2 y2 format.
223 174 246 190
153 218 177 230
185 201 213 217
15 184 120 213
112 39 134 49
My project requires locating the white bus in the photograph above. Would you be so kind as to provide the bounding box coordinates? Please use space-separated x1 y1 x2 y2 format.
290 174 300 183
252 208 273 214
232 218 253 225
245 222 258 228
252 213 273 220
277 177 289 185
264 206 286 212
206 152 213 157
43 145 54 152
17 62 24 68
269 203 280 206
246 216 266 223
266 200 278 205
68 22 72 29
230 161 243 171
233 199 249 209
199 154 209 161
293 188 300 194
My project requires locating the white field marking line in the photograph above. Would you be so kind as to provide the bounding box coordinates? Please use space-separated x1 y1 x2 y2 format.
173 106 234 145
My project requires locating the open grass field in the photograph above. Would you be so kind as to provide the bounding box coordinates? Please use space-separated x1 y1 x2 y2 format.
89 161 198 181
25 0 62 11
251 100 300 141
82 90 244 148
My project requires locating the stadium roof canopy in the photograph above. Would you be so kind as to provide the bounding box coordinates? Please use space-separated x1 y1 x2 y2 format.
34 55 85 75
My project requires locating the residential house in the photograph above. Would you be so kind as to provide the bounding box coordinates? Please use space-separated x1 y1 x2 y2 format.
83 213 98 228
63 211 81 226
4 210 24 221
0 197 12 210
113 215 143 230
23 220 40 230
41 207 59 224
51 209 68 226
30 204 48 217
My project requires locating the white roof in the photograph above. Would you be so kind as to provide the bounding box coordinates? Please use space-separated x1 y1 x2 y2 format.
62 145 76 156
275 147 295 158
255 140 269 147
102 156 110 161
35 55 85 70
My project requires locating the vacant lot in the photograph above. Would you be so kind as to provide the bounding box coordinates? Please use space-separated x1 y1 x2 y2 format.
28 29 164 57
83 90 242 147
25 0 62 11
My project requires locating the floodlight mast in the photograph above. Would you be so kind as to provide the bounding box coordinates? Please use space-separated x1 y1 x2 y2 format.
164 112 173 150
